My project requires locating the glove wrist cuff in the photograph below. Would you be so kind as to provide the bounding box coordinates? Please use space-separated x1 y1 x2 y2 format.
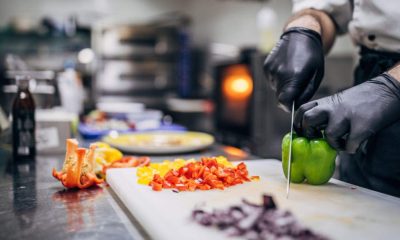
379 73 400 100
282 27 322 45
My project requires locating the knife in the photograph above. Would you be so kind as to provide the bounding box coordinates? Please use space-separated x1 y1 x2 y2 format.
286 101 295 199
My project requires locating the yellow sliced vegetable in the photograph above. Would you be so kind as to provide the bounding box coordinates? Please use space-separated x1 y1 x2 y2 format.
136 156 232 185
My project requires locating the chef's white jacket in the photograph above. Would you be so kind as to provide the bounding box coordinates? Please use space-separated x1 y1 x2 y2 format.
292 0 400 52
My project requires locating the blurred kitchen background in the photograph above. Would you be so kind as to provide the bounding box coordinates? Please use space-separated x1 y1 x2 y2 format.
0 0 356 158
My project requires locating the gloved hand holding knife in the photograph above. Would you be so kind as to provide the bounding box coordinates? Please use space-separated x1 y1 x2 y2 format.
263 27 324 111
263 7 400 197
263 10 335 111
264 8 400 154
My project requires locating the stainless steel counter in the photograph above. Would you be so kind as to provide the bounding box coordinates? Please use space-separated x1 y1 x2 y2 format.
0 139 258 240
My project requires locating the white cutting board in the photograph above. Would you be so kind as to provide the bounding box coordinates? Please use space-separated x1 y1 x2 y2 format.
107 159 400 240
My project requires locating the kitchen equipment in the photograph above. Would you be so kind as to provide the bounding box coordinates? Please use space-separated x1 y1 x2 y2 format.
0 106 9 132
57 66 85 114
214 48 284 155
96 102 145 116
79 105 171 139
95 25 157 58
92 20 183 109
35 109 76 154
286 101 294 198
166 98 214 133
78 123 185 140
107 159 400 240
95 60 176 95
126 109 163 130
102 131 214 154
2 70 59 114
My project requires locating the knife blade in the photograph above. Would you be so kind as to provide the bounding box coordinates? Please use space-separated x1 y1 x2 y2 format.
286 101 295 199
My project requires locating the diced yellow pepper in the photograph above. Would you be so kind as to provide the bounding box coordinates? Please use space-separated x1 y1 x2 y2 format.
136 156 233 185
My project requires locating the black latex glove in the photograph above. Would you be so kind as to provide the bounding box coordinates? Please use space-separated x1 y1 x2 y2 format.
294 73 400 153
263 27 324 111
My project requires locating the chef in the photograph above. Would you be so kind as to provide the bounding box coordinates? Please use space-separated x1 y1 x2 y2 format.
263 0 400 197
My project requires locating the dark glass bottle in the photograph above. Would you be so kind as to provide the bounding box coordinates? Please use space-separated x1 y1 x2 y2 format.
12 76 36 160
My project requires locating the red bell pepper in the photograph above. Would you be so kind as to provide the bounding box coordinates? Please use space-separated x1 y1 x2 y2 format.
53 139 103 189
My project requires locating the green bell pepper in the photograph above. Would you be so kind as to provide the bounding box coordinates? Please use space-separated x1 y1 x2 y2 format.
282 132 337 185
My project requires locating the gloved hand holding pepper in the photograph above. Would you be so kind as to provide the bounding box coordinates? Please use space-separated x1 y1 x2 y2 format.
294 73 400 153
282 132 336 185
263 27 324 111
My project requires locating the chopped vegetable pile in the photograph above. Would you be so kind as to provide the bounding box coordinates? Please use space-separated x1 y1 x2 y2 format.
94 142 124 167
94 142 150 179
192 195 328 240
93 142 124 178
137 158 194 185
137 156 259 192
102 156 150 174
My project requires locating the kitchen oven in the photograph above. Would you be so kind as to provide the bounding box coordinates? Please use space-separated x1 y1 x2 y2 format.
214 49 291 158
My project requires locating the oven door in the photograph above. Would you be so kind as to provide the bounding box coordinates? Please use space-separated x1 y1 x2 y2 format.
214 50 292 158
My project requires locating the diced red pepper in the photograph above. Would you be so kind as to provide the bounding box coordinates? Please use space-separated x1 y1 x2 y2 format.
102 156 150 174
151 182 163 191
147 157 259 192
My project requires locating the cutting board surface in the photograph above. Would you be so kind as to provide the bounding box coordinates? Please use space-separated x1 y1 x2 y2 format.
107 159 400 240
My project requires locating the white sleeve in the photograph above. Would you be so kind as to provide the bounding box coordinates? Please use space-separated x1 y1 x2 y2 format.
292 0 352 34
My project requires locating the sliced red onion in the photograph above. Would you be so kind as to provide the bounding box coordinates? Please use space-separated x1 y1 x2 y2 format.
192 194 329 240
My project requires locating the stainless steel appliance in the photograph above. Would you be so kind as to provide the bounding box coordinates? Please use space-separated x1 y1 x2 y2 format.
1 70 59 114
92 21 182 108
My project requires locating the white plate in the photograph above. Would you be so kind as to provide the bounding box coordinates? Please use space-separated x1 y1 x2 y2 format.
102 131 215 154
